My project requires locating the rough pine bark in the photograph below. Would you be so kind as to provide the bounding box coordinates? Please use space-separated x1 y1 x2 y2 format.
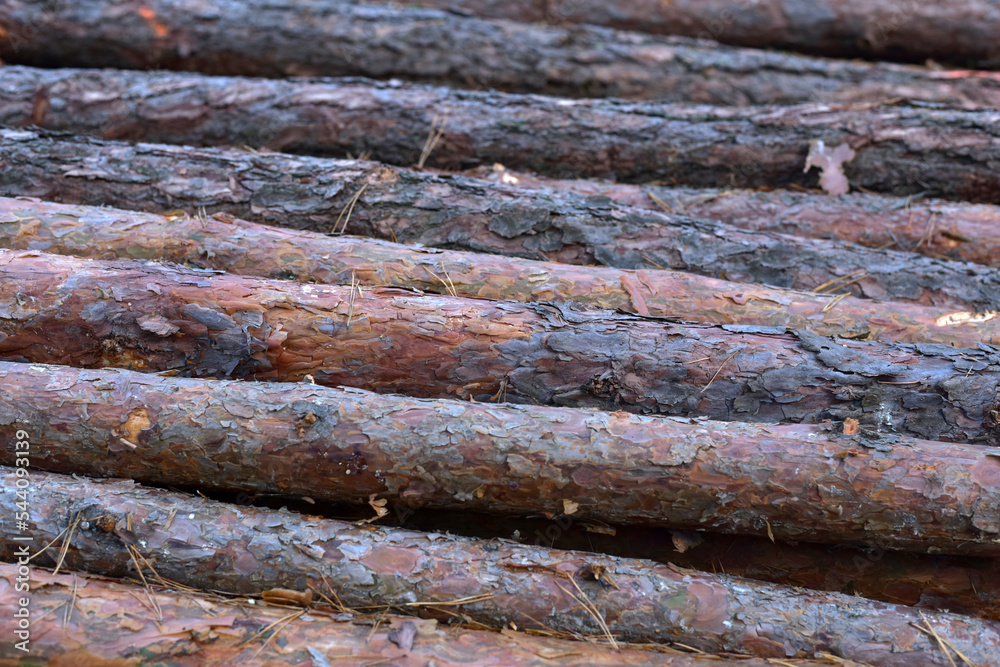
7 195 1000 314
362 0 1000 69
2 67 1000 201
4 361 999 554
5 132 1000 310
3 468 998 665
2 0 1000 107
6 244 1000 350
405 512 1000 622
0 567 768 667
3 249 1000 442
467 163 1000 269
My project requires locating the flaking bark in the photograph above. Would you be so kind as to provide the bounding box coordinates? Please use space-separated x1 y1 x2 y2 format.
0 566 763 666
5 132 1000 311
468 164 1000 269
2 0 1000 108
3 468 998 666
3 250 1000 442
365 0 1000 69
2 361 999 555
2 67 1000 200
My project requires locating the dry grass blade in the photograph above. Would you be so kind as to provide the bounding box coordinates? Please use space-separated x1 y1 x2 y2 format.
646 190 675 214
555 578 619 650
50 512 82 576
813 270 868 294
701 349 740 394
821 292 850 313
126 545 163 621
912 612 971 667
333 182 369 235
421 264 459 297
405 593 495 608
63 574 79 628
418 114 448 168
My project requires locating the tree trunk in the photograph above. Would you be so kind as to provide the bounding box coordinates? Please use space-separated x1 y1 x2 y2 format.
2 361 998 555
360 0 1000 69
2 68 1000 201
466 163 1000 269
2 250 1000 442
4 468 998 665
7 176 1000 314
0 566 772 667
404 511 1000 622
2 1 999 108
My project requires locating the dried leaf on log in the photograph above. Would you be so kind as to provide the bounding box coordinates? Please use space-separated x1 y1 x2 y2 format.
1 0 999 107
1 67 999 200
2 361 999 554
3 468 998 665
4 250 1000 441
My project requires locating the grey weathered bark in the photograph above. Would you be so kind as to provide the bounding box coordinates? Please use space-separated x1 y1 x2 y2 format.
2 0 1000 107
5 131 1000 311
4 361 999 555
2 566 793 666
3 249 1000 442
3 468 998 665
407 512 1000 622
2 67 999 200
363 0 1000 69
466 163 1000 269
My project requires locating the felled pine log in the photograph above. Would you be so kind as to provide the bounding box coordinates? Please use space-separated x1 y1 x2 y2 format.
3 469 997 666
1 0 999 108
8 182 1000 313
7 132 1000 308
0 567 780 667
2 68 1000 201
2 362 998 555
3 249 1000 443
466 163 1000 269
360 0 1000 69
405 512 1000 622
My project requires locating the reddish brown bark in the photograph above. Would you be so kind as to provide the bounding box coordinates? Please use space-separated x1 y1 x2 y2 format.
3 361 999 555
364 0 1000 69
2 67 999 201
7 194 1000 318
466 164 1000 269
0 566 773 666
4 468 998 665
5 244 1000 350
7 133 1000 311
2 0 999 107
3 249 1000 442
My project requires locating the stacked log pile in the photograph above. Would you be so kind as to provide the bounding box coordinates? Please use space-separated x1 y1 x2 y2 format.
1 1 999 664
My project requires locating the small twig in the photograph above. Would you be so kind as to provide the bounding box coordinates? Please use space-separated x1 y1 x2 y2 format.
406 593 495 607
